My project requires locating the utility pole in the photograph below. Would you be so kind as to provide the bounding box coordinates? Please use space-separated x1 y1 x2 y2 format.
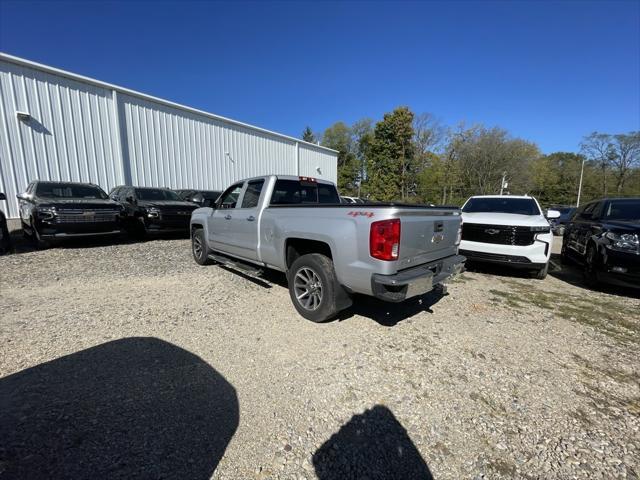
576 156 586 207
499 172 507 195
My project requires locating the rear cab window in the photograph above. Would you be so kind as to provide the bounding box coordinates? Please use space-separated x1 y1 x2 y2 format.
270 179 339 205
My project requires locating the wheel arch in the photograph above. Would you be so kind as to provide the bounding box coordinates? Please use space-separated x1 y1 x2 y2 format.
285 238 333 270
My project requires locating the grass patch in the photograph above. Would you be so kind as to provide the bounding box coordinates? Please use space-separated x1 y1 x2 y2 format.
490 285 639 345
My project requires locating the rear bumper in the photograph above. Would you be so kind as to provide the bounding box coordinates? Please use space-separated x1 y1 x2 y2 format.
371 254 466 302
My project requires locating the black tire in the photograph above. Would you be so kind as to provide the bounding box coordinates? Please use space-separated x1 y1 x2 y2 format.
533 262 548 280
583 243 600 288
560 240 571 265
191 228 212 265
134 217 148 239
29 219 49 249
288 253 340 323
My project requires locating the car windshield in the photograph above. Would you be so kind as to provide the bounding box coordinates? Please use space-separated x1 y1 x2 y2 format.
135 188 180 201
604 200 640 221
36 183 108 199
462 197 541 215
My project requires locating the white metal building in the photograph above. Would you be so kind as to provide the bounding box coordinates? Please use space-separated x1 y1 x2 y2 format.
0 53 338 219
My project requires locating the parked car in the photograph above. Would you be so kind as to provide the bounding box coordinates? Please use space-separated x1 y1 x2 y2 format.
561 197 640 288
548 206 576 236
340 196 366 204
175 189 222 208
459 195 560 279
109 186 198 237
17 181 123 248
0 192 12 254
190 175 465 322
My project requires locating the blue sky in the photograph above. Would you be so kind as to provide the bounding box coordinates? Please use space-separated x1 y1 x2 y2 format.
1 1 638 153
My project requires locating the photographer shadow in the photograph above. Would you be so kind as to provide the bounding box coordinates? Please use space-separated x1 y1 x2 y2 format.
313 405 433 480
0 337 238 479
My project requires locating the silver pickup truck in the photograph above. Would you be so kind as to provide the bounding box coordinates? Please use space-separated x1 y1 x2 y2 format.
190 175 465 322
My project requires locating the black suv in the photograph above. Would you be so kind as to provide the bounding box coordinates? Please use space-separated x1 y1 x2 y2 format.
562 197 640 288
109 186 197 237
175 189 222 208
0 192 12 254
17 181 123 247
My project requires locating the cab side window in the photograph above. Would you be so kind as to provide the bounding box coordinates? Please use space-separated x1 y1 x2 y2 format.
240 180 264 209
579 202 597 220
218 184 243 209
591 201 604 219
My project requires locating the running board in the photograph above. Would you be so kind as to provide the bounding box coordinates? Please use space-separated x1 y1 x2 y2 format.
208 253 264 276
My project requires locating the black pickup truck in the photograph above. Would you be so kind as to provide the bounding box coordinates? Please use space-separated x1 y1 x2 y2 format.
562 197 640 288
17 181 123 247
109 186 197 237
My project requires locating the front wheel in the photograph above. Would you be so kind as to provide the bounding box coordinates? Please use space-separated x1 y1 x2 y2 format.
288 253 340 323
533 262 548 280
583 243 600 288
191 228 212 265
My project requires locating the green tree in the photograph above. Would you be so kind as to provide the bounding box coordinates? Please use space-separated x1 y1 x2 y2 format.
302 126 316 143
366 107 415 201
321 122 358 195
351 118 374 197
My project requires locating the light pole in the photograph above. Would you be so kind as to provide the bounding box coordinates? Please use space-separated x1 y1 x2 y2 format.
499 172 508 195
576 156 586 207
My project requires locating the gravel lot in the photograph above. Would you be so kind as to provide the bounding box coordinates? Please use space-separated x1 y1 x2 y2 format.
1 235 638 479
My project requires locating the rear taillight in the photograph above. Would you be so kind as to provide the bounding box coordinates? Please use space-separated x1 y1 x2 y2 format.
456 218 463 245
370 219 401 261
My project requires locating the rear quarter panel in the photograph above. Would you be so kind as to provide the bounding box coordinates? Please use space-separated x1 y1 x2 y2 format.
260 206 461 295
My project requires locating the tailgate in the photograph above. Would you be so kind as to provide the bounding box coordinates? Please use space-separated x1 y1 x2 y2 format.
397 210 461 269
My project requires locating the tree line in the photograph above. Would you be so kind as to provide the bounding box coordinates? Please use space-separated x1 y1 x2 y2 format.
302 106 640 207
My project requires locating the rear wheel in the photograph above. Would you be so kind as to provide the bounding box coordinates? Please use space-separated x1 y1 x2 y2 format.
288 253 340 323
191 228 212 265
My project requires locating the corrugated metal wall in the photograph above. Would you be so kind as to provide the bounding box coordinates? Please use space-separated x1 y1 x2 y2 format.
0 61 124 218
120 93 298 191
0 54 338 218
299 143 338 181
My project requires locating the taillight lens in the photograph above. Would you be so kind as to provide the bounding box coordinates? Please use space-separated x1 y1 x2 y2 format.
370 219 401 261
456 218 463 245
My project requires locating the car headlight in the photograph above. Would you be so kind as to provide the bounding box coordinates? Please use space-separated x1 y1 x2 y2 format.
530 226 551 233
146 207 160 219
36 206 56 221
605 232 639 252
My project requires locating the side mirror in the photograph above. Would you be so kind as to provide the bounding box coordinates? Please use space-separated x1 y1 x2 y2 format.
125 196 135 204
546 209 561 219
191 196 205 206
0 192 6 201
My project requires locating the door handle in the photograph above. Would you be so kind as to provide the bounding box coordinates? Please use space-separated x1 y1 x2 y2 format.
224 214 232 220
247 216 255 222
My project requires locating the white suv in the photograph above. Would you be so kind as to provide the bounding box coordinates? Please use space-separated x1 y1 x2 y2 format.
459 195 560 279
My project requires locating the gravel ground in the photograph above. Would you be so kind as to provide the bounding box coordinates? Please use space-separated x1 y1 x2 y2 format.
0 236 638 480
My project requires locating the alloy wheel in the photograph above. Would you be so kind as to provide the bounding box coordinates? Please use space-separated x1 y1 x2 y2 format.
293 267 323 311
